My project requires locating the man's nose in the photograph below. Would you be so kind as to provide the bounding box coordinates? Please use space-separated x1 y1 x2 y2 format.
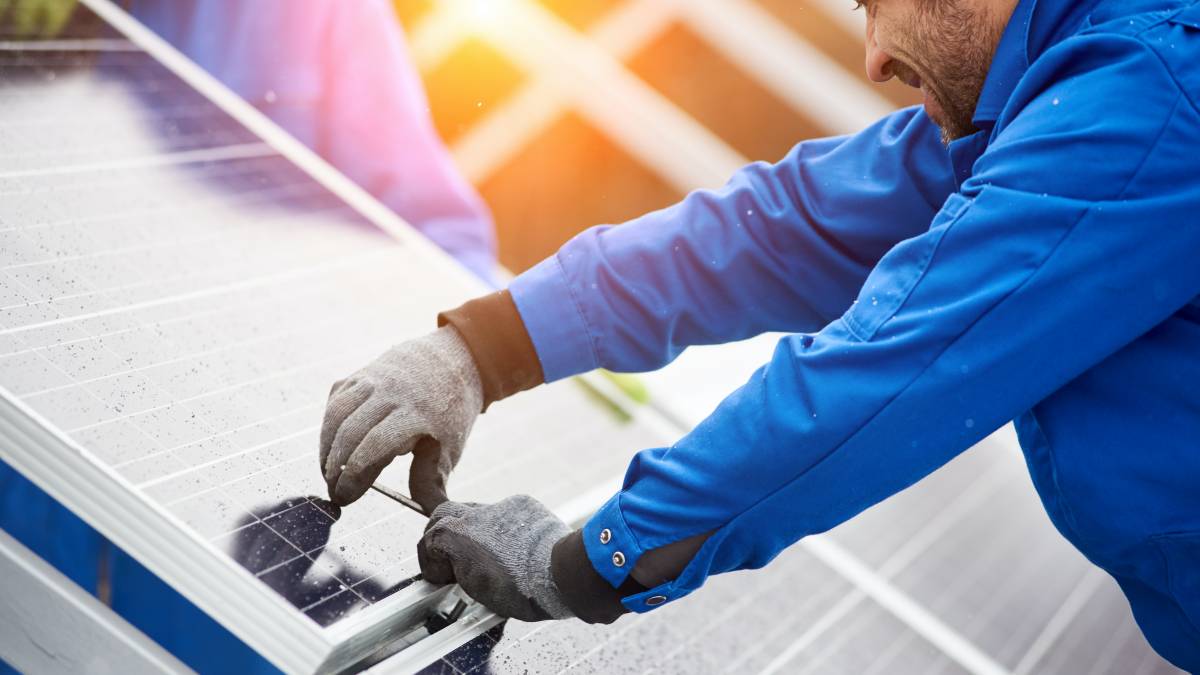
864 17 895 83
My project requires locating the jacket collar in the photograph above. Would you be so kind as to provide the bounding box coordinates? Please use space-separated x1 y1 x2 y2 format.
972 0 1107 128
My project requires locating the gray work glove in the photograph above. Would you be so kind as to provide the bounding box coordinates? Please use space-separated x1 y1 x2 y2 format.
418 496 575 622
320 326 483 508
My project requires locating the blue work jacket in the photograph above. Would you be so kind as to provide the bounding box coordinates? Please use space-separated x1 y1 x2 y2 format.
510 0 1200 668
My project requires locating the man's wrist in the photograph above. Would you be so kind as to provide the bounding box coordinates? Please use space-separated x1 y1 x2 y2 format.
549 529 642 624
438 290 544 411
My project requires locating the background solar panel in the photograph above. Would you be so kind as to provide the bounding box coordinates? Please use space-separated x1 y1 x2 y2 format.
0 1 661 666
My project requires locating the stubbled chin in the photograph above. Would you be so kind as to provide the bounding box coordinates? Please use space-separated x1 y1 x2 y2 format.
921 88 948 130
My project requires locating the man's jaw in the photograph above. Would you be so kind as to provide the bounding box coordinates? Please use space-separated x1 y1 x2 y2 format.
920 86 950 132
892 62 950 137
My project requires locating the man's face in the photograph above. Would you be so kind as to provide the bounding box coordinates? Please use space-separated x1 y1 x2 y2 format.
861 0 1014 143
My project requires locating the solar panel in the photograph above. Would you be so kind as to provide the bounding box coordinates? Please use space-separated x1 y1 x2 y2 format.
0 1 666 671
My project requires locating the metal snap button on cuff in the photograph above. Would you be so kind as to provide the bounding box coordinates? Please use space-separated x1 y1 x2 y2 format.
599 528 612 545
612 551 626 567
645 595 667 606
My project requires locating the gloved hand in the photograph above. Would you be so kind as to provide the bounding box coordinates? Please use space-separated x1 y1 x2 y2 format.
418 496 574 622
0 0 77 38
320 326 483 509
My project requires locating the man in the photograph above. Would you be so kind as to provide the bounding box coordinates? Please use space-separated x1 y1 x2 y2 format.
320 0 1200 670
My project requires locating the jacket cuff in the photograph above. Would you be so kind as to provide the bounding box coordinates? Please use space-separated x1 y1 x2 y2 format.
438 290 544 411
550 529 642 624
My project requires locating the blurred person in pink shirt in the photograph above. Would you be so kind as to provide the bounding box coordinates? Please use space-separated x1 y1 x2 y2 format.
131 0 500 284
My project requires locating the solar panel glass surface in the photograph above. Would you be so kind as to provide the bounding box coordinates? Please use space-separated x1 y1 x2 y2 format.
0 2 655 640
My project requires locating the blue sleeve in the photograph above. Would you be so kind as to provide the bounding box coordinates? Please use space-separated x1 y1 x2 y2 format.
509 108 955 382
580 34 1200 610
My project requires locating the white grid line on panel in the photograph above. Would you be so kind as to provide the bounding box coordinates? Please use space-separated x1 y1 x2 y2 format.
689 570 855 672
1 268 326 367
0 142 275 180
1096 618 1177 675
0 103 250 132
26 325 331 405
0 38 139 51
1 180 331 261
0 163 315 224
43 314 344 417
0 247 393 338
142 421 319 493
6 220 239 276
723 585 855 673
756 461 1016 675
1012 569 1107 675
